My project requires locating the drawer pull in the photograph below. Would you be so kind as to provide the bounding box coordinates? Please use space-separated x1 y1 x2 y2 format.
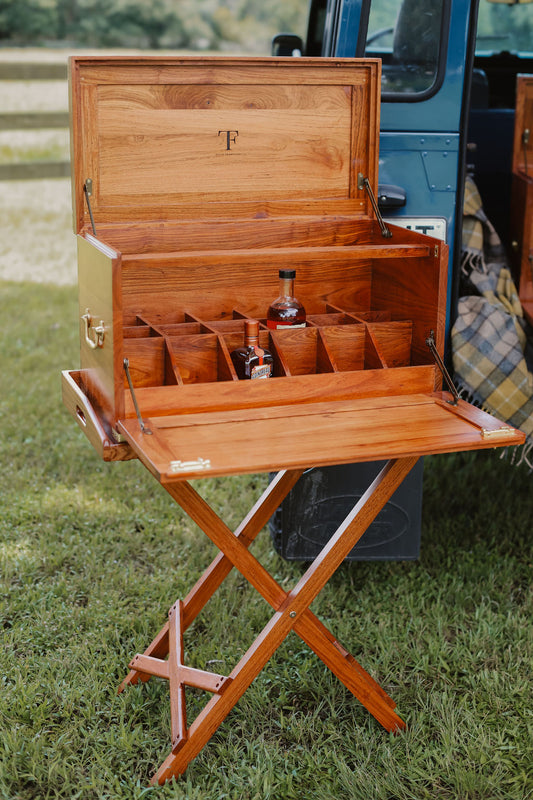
81 308 106 349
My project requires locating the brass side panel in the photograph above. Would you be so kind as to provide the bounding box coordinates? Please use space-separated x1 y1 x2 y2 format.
77 233 123 424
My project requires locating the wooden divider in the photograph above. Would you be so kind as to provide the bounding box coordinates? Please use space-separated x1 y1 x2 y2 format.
122 306 416 388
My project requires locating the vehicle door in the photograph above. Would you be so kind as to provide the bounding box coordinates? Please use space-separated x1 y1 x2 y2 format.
275 0 476 332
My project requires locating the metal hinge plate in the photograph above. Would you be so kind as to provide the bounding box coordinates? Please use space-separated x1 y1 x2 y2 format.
481 427 517 439
169 458 212 474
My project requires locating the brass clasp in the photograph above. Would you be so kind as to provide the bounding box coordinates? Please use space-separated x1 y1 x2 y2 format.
170 459 211 473
481 427 516 439
81 308 105 349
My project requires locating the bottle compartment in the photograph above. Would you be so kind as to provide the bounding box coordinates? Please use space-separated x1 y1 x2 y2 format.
122 306 417 388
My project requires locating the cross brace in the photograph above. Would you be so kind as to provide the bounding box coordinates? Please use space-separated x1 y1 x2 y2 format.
119 457 418 784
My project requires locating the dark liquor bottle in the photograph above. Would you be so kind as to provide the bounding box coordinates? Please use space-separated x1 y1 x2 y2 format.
267 269 306 329
230 320 273 380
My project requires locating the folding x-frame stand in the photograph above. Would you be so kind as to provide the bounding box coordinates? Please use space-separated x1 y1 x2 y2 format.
118 456 418 785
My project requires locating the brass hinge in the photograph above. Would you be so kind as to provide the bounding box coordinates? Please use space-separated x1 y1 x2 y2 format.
358 173 392 238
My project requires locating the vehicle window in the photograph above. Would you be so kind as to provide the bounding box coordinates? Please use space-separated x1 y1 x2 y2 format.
365 0 447 99
475 0 533 55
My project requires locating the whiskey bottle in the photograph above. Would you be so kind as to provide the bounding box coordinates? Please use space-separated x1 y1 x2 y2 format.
267 269 306 329
230 320 273 380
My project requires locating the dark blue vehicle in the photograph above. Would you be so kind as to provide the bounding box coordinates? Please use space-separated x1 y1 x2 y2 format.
270 0 533 562
274 0 533 331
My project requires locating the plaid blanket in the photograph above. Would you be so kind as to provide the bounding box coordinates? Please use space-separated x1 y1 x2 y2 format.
451 176 533 468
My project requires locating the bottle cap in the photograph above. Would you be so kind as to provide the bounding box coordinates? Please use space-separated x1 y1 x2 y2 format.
244 319 259 337
279 269 296 279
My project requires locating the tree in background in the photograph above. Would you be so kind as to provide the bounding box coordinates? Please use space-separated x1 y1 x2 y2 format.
0 0 308 52
0 0 57 42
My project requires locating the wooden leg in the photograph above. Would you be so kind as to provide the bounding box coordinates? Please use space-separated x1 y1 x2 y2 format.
127 457 418 784
120 469 396 726
118 469 303 693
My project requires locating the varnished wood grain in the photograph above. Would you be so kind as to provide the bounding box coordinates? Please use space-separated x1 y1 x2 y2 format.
69 57 380 228
510 173 533 327
511 77 533 327
121 366 438 419
121 254 374 326
61 370 135 462
366 321 413 368
319 325 367 372
92 217 386 255
117 395 525 482
151 458 412 784
512 75 533 176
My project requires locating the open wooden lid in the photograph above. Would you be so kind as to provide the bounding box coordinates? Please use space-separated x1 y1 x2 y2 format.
69 56 381 232
513 74 533 176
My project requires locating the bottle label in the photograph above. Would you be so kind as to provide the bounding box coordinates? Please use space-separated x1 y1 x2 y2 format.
266 321 306 330
250 363 272 379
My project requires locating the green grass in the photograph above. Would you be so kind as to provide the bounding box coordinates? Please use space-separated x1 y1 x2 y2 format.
1 279 532 800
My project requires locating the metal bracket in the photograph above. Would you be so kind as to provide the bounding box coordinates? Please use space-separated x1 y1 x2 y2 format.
426 331 459 405
170 458 211 474
358 173 392 238
123 358 152 435
84 178 98 237
481 427 516 440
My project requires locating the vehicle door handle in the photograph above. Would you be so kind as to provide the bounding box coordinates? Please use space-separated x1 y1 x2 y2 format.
378 184 406 209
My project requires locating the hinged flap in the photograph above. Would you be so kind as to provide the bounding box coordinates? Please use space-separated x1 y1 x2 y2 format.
69 56 381 231
115 393 525 483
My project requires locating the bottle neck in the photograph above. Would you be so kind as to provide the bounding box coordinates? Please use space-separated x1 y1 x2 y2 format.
280 277 295 298
244 321 259 348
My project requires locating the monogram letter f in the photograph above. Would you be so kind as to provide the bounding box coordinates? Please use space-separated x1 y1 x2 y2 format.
218 130 239 151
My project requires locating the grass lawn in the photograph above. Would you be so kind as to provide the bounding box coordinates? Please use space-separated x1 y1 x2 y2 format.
1 278 532 800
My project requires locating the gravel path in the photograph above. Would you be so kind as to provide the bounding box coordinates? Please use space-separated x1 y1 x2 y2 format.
0 179 77 285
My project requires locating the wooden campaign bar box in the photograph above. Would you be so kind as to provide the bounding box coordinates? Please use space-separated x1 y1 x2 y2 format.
510 74 533 327
61 57 525 784
62 55 521 477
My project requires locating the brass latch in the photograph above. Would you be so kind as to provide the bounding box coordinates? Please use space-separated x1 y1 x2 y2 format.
170 458 212 474
81 308 105 349
481 427 516 440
